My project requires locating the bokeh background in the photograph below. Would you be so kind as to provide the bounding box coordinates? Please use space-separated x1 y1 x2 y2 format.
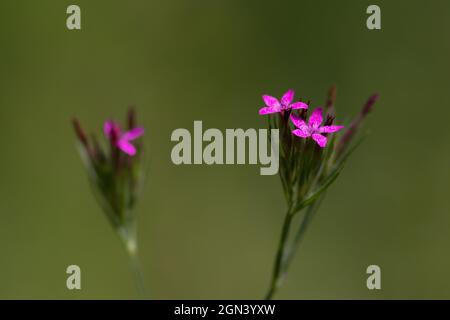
0 0 449 299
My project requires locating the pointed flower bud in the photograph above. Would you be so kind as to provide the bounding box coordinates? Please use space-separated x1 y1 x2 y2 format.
325 85 337 112
337 93 379 156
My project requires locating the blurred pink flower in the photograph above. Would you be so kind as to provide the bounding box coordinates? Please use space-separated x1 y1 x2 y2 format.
104 120 144 156
259 89 308 115
290 108 344 148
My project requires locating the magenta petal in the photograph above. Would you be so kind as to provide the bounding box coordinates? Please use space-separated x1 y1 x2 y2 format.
290 114 306 128
117 139 137 156
292 128 310 138
319 125 345 133
122 127 145 140
262 95 281 110
104 121 121 138
281 89 294 106
259 106 279 115
291 114 311 137
312 133 327 148
309 108 323 129
290 102 308 110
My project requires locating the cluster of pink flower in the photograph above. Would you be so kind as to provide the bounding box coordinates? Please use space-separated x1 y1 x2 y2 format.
259 89 344 148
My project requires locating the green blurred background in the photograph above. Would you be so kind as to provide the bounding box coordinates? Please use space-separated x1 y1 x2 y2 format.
0 0 449 299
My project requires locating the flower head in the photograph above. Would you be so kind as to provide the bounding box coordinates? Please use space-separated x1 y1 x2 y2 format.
259 89 308 115
72 108 145 236
104 121 144 156
258 86 377 211
290 107 344 148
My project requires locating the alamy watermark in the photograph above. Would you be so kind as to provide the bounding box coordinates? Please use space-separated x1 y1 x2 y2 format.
66 5 81 30
170 121 279 175
66 265 81 290
366 5 381 30
366 265 381 290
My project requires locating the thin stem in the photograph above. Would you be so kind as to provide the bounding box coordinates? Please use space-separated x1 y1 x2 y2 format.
127 247 148 299
265 198 324 300
283 198 323 273
118 225 148 299
265 207 294 300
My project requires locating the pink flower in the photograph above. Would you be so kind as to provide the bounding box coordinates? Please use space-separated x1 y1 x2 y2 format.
290 108 344 148
259 89 308 115
104 120 144 156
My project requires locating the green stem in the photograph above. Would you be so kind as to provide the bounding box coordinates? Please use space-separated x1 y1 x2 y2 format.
283 199 322 273
118 226 148 299
265 207 294 300
127 247 147 299
265 198 324 300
